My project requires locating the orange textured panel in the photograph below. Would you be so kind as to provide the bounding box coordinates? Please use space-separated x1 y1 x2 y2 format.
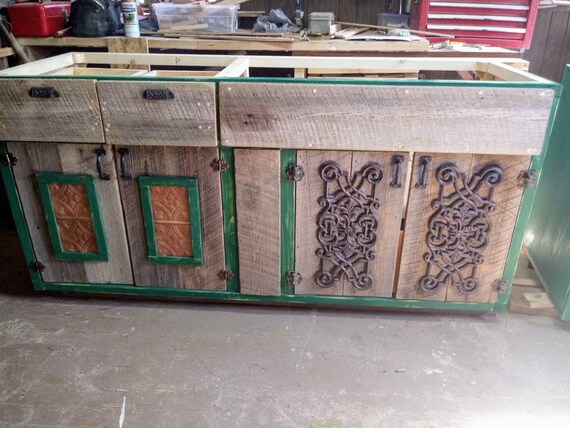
150 186 193 257
49 183 98 253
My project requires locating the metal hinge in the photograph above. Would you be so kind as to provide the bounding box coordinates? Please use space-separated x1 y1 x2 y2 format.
1 152 17 167
217 269 234 281
285 271 303 286
29 261 46 273
517 170 537 188
210 158 229 172
492 278 509 294
286 164 304 182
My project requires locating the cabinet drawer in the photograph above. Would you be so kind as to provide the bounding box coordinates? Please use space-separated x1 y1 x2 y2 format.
98 81 217 146
0 79 105 143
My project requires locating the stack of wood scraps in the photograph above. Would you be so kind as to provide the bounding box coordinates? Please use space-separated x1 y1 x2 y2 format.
157 29 295 43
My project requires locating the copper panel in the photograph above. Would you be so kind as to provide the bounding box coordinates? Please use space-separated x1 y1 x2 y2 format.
150 186 193 257
49 183 98 253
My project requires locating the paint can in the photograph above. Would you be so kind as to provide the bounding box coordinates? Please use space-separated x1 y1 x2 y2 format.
121 0 140 38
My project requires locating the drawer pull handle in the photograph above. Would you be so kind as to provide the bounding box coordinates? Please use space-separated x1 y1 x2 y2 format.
118 148 132 180
390 155 404 188
95 148 110 181
29 87 60 98
142 89 175 100
415 156 432 189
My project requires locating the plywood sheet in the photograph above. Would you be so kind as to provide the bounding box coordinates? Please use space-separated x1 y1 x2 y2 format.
220 82 554 155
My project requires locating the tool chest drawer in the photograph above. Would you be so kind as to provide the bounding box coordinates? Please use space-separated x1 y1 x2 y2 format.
97 81 217 146
0 79 105 143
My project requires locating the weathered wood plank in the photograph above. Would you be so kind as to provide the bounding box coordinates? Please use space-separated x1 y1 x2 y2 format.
107 37 149 70
219 82 554 155
345 151 408 298
0 79 104 143
8 142 133 285
446 155 530 303
117 146 226 289
295 151 352 296
396 153 473 301
97 81 217 146
234 149 281 296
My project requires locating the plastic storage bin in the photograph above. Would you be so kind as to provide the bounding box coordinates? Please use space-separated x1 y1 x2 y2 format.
152 3 238 32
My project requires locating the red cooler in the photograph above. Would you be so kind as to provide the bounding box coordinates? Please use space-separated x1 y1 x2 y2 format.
8 2 71 38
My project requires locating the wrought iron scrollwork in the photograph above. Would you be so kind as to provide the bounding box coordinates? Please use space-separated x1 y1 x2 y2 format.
314 161 383 291
419 163 503 294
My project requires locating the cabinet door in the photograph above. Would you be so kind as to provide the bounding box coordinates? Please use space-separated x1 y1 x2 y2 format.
115 145 226 289
8 142 133 284
397 153 531 303
294 150 408 297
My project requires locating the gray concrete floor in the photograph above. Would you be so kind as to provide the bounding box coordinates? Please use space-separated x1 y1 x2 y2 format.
1 232 570 427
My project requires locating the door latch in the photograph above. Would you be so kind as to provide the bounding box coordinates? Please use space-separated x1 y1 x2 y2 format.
217 269 234 281
285 271 303 286
517 170 537 188
29 261 46 273
1 152 17 167
210 158 229 172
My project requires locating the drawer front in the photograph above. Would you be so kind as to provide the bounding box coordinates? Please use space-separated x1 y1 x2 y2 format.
98 81 217 146
219 82 555 155
0 79 105 143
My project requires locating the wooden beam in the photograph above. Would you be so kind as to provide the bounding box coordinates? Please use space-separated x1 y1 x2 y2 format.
0 52 74 76
215 57 250 77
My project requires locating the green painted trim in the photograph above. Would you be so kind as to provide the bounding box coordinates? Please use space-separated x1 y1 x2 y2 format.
36 281 495 312
495 89 563 308
0 75 560 93
0 143 42 284
139 176 204 266
35 173 108 262
219 146 240 293
281 150 296 295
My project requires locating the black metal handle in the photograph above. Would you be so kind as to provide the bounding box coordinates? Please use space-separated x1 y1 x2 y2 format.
95 148 110 181
118 148 132 180
390 155 404 188
142 89 175 100
29 87 60 98
415 156 432 189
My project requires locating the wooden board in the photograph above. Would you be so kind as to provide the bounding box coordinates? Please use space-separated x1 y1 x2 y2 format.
97 81 217 146
219 82 554 155
107 37 150 70
295 150 406 297
234 149 281 296
8 142 133 285
0 79 105 143
396 153 529 303
509 285 558 317
116 145 225 289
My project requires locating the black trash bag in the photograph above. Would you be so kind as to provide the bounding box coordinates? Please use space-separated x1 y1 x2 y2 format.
70 0 121 37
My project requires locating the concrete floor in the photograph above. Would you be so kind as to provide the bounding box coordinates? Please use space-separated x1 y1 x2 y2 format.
2 231 570 427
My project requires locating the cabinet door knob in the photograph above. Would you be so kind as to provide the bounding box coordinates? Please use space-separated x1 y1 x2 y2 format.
118 148 132 180
29 87 60 98
142 89 175 100
390 155 404 188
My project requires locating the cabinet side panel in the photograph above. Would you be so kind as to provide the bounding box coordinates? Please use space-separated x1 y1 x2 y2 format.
234 149 281 296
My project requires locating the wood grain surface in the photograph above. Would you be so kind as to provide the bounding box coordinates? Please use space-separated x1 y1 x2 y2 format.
107 38 150 70
234 149 281 295
220 82 554 155
116 145 226 289
0 79 104 143
8 142 133 285
97 81 216 146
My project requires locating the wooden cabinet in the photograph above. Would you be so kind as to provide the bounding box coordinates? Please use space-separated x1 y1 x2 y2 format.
115 145 226 290
7 142 132 284
397 153 530 303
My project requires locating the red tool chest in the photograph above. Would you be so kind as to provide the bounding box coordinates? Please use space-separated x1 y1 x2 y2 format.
410 0 540 50
8 1 71 38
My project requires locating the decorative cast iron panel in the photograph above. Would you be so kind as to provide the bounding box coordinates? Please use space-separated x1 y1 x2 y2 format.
419 163 503 294
49 182 98 253
150 186 193 257
314 161 383 290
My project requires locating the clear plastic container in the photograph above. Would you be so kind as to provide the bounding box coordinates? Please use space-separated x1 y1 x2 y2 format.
152 3 238 32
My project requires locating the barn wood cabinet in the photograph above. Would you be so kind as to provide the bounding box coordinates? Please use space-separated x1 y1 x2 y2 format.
0 52 561 313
